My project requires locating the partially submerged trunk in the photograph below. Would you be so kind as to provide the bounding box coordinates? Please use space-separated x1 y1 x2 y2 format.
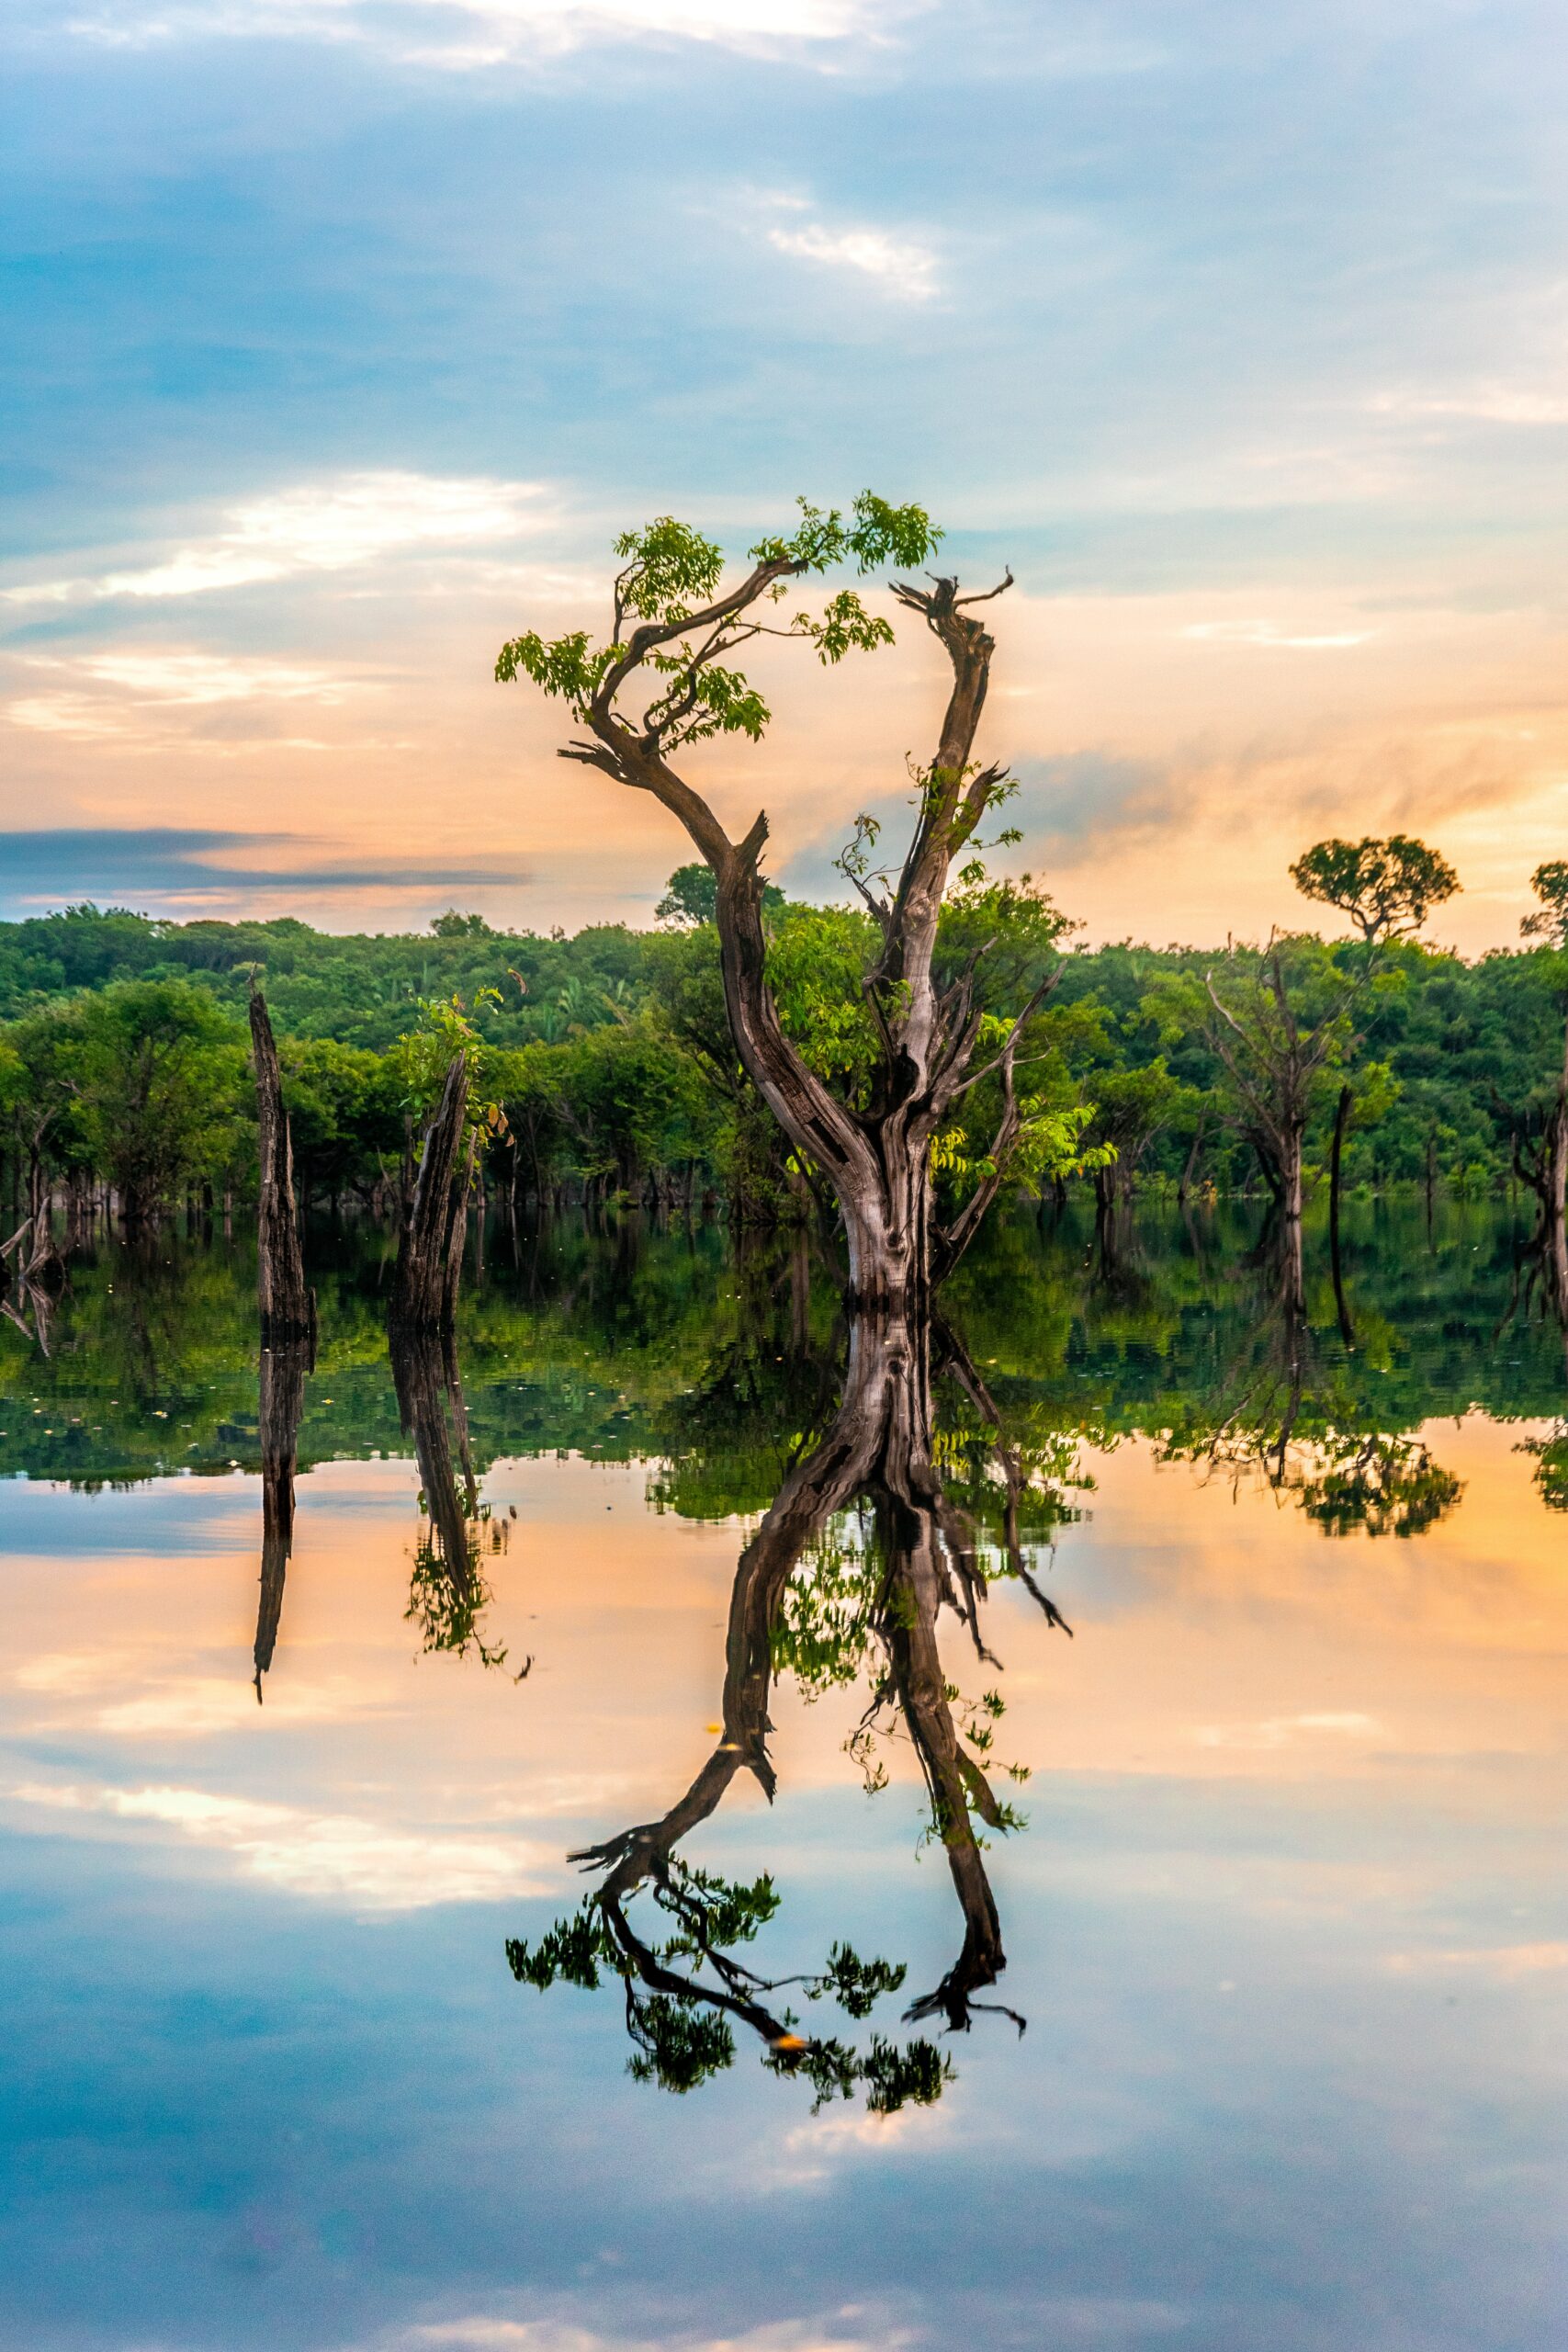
529 548 1040 1310
249 986 313 1344
391 1053 470 1332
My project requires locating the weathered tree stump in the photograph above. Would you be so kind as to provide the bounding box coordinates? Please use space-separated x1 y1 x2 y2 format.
390 1051 471 1331
249 985 313 1344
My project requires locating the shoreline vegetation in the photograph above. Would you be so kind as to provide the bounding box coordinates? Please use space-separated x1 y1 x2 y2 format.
1 874 1565 1243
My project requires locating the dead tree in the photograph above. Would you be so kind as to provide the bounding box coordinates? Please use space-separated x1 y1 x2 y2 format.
498 499 1054 1312
390 1052 471 1332
248 985 313 1344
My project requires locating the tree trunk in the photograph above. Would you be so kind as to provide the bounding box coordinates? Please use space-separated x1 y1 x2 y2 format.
1328 1084 1353 1344
1178 1113 1207 1206
1545 1093 1568 1318
248 988 313 1343
391 1054 470 1331
1278 1120 1306 1321
834 1122 933 1313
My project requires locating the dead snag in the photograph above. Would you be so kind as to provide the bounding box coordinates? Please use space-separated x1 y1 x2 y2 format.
249 984 313 1344
391 1051 471 1331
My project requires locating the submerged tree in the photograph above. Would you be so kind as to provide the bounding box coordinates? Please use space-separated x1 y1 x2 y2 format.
497 495 1089 1307
1152 838 1455 1315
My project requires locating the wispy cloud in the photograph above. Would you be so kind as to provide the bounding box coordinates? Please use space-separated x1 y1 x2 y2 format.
53 0 894 71
11 1779 555 1909
1180 619 1375 650
2 470 547 609
1369 384 1568 428
762 195 939 302
8 650 358 743
370 2315 910 2352
1194 1712 1385 1753
83 650 352 702
0 828 536 917
1386 1942 1568 1979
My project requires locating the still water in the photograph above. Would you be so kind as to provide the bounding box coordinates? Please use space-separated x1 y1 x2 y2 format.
2 1205 1565 2352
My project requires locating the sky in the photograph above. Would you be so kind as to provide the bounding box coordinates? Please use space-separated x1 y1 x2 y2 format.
2 0 1566 948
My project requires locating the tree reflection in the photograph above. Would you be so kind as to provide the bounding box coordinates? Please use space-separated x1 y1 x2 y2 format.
508 1302 1077 2109
389 1322 516 1671
1159 1245 1466 1540
253 1336 309 1699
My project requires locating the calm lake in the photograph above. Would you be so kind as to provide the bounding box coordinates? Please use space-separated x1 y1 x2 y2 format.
3 1203 1565 2352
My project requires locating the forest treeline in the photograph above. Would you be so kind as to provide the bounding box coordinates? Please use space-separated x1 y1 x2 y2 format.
3 854 1567 1229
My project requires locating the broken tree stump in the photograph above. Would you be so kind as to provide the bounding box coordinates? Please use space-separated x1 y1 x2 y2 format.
390 1050 471 1331
249 984 314 1344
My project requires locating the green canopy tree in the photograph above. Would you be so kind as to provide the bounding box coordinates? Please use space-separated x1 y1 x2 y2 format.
70 980 247 1228
1290 835 1460 944
497 494 1081 1308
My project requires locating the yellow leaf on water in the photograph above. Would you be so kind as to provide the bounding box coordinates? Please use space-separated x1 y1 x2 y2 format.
772 2034 807 2052
705 1723 722 1735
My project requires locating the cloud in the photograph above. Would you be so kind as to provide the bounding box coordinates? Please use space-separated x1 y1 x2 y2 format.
1194 1712 1385 1753
1009 750 1183 854
376 2318 909 2352
10 1779 555 1909
9 650 357 739
765 207 939 303
13 1648 388 1736
1386 1942 1568 1980
0 828 536 916
52 0 891 71
1179 620 1375 650
1368 385 1568 428
2 471 547 609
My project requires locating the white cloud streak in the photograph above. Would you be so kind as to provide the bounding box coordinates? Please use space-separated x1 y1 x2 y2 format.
1180 619 1374 650
11 1779 554 1909
55 0 891 71
373 2318 909 2352
767 216 939 302
1369 385 1568 428
1193 1712 1385 1753
2 470 547 609
6 648 364 742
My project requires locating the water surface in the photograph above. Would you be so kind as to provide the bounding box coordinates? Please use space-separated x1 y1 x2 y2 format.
2 1204 1565 2352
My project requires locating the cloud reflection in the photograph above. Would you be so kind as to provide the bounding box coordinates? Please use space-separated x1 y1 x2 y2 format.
10 1779 556 1909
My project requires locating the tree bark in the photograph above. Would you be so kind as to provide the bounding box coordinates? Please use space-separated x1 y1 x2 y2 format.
391 1054 470 1331
249 986 312 1343
1328 1083 1354 1344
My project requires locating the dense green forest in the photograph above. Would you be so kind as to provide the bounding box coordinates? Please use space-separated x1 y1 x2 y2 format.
2 859 1567 1230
